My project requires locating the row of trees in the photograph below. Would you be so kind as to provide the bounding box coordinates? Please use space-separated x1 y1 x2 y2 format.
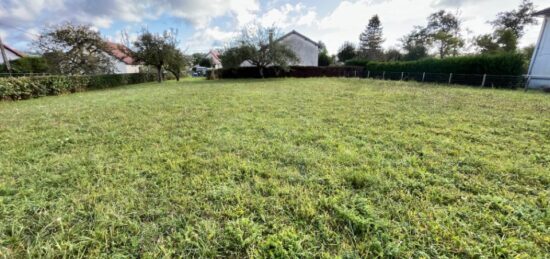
2 23 190 82
336 0 538 63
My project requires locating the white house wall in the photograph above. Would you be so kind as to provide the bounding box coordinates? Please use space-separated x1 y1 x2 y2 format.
529 17 550 89
279 34 319 67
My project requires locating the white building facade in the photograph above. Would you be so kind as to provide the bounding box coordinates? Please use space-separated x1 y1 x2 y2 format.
277 31 319 67
528 7 550 89
240 30 320 67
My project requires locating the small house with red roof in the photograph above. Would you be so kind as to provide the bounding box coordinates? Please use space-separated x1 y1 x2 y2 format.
104 42 140 74
205 49 223 69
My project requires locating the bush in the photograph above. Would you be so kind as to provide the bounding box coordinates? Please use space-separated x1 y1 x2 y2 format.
0 73 156 101
346 53 526 75
208 66 364 79
0 57 49 74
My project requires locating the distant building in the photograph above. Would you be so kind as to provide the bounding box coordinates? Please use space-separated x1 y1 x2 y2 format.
205 50 223 69
241 30 320 67
276 30 320 67
528 7 550 89
0 44 25 64
104 42 140 74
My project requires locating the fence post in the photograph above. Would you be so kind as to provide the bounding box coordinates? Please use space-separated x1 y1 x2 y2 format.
448 73 453 84
481 74 487 87
354 70 357 77
383 71 386 80
422 72 426 82
367 71 370 78
401 72 404 81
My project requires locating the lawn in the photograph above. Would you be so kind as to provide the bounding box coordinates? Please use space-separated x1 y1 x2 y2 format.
0 78 548 258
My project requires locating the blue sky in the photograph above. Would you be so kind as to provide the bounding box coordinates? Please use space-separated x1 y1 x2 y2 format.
0 0 547 55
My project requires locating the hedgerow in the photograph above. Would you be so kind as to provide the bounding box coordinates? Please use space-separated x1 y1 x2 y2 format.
345 53 526 75
0 73 156 101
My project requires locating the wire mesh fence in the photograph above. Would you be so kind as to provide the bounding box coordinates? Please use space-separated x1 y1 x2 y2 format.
0 70 538 89
0 73 52 78
338 69 528 89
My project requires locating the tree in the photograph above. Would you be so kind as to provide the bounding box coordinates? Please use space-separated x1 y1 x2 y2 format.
191 53 205 66
0 56 49 73
133 29 178 82
34 23 113 75
491 0 537 38
198 57 212 67
426 10 464 58
231 25 299 78
474 0 537 54
220 47 248 68
317 41 333 67
401 27 431 61
337 42 357 62
165 49 189 81
384 48 403 62
359 15 385 60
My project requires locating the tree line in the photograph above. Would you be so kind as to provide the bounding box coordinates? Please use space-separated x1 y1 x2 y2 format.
335 0 538 64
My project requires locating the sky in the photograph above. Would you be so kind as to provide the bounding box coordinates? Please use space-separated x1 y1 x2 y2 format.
0 0 548 55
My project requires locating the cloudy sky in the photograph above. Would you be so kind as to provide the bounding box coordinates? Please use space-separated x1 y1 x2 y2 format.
0 0 547 55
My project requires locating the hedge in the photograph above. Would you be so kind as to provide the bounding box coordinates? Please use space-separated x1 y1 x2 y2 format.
208 66 364 79
345 53 526 75
0 73 156 101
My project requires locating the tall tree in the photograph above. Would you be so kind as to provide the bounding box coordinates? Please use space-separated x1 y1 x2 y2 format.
34 23 113 75
491 0 537 38
133 29 179 82
426 10 464 58
475 0 537 54
401 27 431 61
337 42 357 62
359 15 385 60
318 41 333 67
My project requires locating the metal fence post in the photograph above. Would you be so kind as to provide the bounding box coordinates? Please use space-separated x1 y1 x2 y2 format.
448 73 453 84
367 71 370 78
382 71 385 80
401 72 404 81
481 74 487 87
422 72 426 82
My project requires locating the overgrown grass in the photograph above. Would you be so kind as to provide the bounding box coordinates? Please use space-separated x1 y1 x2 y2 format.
0 78 548 258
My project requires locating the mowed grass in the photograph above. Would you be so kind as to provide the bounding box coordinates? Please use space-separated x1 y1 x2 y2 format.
0 78 549 258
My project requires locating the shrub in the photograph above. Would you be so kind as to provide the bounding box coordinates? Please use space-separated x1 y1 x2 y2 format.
346 53 526 75
0 73 156 101
208 66 364 79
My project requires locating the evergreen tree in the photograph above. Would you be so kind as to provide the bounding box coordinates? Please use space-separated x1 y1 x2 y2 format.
359 15 385 61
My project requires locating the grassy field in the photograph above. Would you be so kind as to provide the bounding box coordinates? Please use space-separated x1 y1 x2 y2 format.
0 78 548 258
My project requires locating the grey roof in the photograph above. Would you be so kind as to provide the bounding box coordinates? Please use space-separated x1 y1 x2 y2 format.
276 30 320 47
533 7 550 16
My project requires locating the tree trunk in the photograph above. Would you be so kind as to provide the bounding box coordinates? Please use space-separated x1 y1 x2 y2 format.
259 66 264 79
156 66 162 83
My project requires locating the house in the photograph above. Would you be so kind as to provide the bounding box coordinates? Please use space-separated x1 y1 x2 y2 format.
276 30 320 67
104 42 140 74
241 30 320 67
0 44 25 64
205 50 223 69
528 7 550 89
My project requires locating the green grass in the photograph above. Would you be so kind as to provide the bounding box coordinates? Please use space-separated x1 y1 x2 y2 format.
0 78 549 258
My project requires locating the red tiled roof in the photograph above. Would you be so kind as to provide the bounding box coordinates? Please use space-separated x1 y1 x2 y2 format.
3 44 26 58
207 50 222 65
105 42 136 65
